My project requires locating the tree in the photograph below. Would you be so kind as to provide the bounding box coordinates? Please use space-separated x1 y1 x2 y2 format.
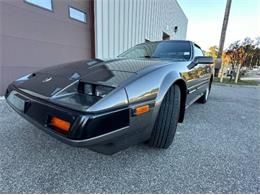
223 37 260 83
225 41 240 67
205 46 229 78
251 37 260 67
242 37 254 63
205 46 218 59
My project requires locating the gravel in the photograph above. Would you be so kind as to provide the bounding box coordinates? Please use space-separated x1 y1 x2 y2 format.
0 85 260 193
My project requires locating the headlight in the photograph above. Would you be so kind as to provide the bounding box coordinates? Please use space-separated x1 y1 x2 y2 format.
84 83 94 95
79 82 114 97
95 85 114 97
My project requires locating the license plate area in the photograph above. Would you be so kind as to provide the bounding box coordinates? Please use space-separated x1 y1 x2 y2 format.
7 92 29 113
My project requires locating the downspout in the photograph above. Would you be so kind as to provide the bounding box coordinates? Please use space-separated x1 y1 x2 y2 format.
90 0 96 58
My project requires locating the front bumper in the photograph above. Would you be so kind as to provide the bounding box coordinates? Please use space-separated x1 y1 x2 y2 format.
5 87 131 148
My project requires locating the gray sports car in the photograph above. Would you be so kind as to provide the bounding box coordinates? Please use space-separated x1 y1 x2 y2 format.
5 40 214 154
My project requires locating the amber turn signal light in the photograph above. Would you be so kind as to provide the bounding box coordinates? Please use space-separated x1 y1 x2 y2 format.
50 117 71 132
135 105 150 116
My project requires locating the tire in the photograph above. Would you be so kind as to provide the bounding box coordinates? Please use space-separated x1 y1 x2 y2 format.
197 81 211 104
148 85 181 148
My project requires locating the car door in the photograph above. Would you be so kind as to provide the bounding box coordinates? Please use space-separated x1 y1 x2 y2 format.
193 45 211 95
184 44 202 106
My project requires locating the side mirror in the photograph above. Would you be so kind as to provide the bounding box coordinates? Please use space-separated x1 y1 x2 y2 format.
188 56 214 69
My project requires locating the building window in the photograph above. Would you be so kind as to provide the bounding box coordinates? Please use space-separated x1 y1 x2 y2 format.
162 32 170 40
69 7 87 23
24 0 53 11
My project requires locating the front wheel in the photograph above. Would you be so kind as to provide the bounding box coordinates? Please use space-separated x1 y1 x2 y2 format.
148 85 181 148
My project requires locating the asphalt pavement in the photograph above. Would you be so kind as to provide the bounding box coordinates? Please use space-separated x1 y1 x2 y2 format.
0 85 260 193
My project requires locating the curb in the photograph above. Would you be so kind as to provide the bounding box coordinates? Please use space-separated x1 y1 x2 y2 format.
213 82 260 88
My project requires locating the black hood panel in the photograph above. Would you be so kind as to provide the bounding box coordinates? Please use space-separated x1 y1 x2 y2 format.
80 69 134 87
14 58 167 97
39 58 164 76
15 73 75 97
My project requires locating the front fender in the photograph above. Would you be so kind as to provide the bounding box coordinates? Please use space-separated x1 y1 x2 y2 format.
124 66 185 138
148 71 187 132
86 87 129 113
155 71 182 104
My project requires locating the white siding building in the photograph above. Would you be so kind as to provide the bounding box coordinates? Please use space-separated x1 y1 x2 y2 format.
94 0 188 59
0 0 188 95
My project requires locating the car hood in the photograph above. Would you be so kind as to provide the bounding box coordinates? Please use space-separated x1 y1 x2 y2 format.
13 58 169 98
38 58 167 75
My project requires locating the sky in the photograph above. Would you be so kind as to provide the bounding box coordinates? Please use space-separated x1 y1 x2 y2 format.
177 0 260 51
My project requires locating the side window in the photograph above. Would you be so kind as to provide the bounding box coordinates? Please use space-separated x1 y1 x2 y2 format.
120 47 147 58
194 45 204 57
119 44 156 58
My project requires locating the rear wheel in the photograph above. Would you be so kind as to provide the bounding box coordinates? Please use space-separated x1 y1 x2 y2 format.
148 85 181 148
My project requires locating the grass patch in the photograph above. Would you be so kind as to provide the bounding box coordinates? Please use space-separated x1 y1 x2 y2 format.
213 77 260 86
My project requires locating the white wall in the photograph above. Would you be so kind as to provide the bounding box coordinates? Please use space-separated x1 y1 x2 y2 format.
94 0 188 59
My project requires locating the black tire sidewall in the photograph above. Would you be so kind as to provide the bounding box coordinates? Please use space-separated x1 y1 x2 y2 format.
148 85 181 148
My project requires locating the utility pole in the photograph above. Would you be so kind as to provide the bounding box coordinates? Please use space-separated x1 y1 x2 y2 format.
215 0 232 81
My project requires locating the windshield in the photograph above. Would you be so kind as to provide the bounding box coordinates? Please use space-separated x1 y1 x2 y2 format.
118 41 191 60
